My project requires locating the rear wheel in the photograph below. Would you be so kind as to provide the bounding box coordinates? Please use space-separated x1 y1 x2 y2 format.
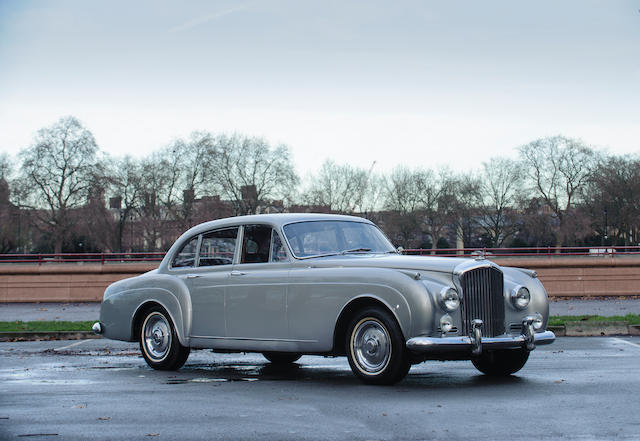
345 307 410 385
472 348 529 376
139 306 190 370
262 352 302 364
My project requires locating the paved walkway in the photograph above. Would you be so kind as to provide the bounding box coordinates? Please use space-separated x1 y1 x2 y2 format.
0 302 100 321
549 298 640 316
1 299 640 322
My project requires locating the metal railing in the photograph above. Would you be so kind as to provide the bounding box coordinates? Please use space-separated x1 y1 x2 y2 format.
403 246 640 257
1 246 639 264
0 252 165 264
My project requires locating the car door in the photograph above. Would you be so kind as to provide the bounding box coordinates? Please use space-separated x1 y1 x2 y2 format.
225 224 290 340
185 227 238 338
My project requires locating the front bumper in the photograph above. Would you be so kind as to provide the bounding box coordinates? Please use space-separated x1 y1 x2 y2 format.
406 317 555 356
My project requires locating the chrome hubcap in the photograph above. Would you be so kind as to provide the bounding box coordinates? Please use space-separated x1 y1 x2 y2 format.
352 319 391 374
143 312 171 361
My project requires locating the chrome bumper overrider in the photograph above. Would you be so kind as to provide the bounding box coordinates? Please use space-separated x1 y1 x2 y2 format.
406 317 555 356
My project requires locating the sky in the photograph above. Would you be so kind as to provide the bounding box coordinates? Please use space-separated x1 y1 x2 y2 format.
0 0 639 177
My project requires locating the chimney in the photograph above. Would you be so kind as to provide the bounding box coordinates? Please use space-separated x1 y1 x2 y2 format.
109 196 122 209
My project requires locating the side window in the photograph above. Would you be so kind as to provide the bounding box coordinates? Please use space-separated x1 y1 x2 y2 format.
198 227 238 267
241 225 272 264
270 230 288 262
172 236 199 268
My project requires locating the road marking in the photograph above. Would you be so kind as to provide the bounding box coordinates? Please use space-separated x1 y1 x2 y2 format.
54 339 90 352
612 337 640 349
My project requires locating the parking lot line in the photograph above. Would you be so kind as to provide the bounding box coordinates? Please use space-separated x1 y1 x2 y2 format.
611 337 640 349
54 339 91 352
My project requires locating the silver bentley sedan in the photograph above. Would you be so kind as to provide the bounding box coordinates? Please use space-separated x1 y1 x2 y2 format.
93 213 555 384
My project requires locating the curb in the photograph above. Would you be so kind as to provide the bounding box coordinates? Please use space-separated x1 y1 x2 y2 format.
548 323 640 337
0 331 102 342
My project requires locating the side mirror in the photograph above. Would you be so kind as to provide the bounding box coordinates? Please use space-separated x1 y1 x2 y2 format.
397 246 404 254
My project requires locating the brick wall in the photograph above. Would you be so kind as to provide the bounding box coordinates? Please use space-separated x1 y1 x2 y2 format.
1 257 638 302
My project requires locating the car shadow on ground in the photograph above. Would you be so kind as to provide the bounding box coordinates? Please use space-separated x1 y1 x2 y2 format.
165 358 530 389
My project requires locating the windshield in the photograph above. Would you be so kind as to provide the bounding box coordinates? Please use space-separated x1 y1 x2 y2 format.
283 221 396 258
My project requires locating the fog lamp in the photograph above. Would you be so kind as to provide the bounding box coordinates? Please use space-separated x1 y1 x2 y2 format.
440 314 453 334
510 286 530 310
533 312 544 330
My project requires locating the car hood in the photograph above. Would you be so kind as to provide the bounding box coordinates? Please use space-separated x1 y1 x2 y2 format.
298 254 476 274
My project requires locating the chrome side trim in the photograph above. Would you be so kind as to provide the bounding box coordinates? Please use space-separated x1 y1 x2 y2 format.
190 335 318 343
406 330 555 354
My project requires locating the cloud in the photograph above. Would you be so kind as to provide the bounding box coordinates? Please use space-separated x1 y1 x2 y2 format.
169 5 250 33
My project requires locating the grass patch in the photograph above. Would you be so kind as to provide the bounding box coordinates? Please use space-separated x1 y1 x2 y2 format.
0 321 94 332
548 314 640 327
2 315 640 333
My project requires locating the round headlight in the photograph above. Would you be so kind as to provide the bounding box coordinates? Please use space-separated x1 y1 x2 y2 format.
440 314 453 334
533 312 544 330
439 287 460 312
510 286 530 310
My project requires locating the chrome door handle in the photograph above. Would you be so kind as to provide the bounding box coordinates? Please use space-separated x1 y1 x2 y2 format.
230 271 246 276
186 274 201 279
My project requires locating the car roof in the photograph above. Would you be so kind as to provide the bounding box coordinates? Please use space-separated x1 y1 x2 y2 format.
184 213 373 236
158 213 378 271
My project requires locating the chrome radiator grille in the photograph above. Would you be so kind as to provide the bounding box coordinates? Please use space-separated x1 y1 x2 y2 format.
460 266 505 337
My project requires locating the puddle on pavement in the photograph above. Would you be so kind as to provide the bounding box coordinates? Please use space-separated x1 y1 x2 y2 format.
5 378 96 385
166 377 259 384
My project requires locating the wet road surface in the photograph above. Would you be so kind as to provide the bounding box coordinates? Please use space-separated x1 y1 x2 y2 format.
1 337 640 440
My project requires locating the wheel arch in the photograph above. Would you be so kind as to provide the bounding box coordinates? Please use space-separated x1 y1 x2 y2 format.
132 299 188 347
332 296 406 356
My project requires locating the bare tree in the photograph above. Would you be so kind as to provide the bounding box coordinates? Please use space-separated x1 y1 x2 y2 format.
418 168 456 252
210 135 298 215
303 160 377 214
384 166 423 214
105 156 144 252
169 132 216 227
16 116 100 253
382 167 426 247
136 149 183 251
384 166 454 251
518 135 598 245
448 172 482 248
583 154 640 246
476 158 523 247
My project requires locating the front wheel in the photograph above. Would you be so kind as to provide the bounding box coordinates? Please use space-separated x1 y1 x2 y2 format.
472 348 530 376
139 306 190 370
346 307 410 385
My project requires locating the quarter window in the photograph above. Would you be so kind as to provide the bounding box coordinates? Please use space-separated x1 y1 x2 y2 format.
198 228 238 267
172 236 199 268
270 230 288 262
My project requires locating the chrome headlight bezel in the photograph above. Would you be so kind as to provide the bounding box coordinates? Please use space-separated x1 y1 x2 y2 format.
510 285 531 310
438 287 460 312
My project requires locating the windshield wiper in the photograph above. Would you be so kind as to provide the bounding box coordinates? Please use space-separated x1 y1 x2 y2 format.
341 248 372 255
300 248 374 259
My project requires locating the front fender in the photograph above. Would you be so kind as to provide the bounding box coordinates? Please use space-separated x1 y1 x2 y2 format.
99 274 192 346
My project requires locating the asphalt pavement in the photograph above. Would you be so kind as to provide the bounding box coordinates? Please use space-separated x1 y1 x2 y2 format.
1 337 640 440
2 299 640 322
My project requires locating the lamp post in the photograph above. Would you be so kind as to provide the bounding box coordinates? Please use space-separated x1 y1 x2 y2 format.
604 208 608 245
